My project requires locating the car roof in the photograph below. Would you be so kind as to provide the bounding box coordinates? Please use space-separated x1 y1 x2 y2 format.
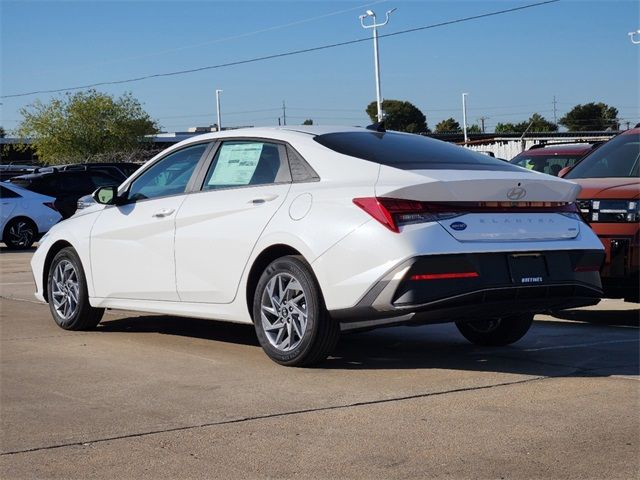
521 143 595 156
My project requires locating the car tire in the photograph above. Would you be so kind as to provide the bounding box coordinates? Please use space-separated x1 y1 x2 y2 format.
253 255 340 367
3 217 37 250
455 314 534 346
47 247 104 331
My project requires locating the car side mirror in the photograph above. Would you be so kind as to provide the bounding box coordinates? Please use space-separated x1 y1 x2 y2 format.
557 167 571 178
93 186 124 205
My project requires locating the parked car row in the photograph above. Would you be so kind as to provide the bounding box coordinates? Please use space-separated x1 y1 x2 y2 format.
1 162 140 249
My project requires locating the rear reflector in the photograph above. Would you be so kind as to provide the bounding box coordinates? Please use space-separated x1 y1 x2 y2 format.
411 272 479 281
574 265 600 272
353 197 580 233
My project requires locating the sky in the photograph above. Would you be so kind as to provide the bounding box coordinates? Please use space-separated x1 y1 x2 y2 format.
1 0 638 134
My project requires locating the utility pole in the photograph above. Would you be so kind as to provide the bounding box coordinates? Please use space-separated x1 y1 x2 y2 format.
215 89 223 131
282 100 287 126
359 8 396 122
479 116 488 134
462 93 469 143
552 95 558 125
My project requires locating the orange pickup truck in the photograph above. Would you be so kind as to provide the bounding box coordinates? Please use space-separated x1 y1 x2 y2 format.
561 128 639 302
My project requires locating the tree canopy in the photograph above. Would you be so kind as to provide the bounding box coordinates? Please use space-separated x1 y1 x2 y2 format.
0 126 5 138
366 100 428 133
494 113 558 134
559 102 619 131
434 118 461 133
302 119 313 125
17 89 159 164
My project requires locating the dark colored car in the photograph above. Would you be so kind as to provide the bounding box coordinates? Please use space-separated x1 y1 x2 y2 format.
510 143 600 176
0 164 41 181
33 162 141 182
8 169 121 219
562 129 639 302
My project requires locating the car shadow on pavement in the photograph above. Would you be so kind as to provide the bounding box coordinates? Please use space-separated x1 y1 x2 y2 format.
97 315 260 347
97 311 639 377
550 307 639 327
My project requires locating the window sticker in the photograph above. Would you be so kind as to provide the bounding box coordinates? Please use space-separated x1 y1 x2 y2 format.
208 143 263 186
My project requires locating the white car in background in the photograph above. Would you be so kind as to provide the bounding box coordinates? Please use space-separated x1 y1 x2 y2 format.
31 125 605 366
1 183 62 250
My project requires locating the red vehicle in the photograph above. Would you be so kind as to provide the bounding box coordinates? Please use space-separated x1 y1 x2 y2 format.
511 143 599 176
561 129 639 302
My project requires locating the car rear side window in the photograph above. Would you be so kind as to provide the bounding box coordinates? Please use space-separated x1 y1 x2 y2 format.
202 141 289 190
0 186 21 198
314 131 521 171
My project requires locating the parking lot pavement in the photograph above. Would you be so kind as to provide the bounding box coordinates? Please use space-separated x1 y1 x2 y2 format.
1 248 638 479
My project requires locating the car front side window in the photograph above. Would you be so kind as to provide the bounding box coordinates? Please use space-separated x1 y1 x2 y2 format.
128 144 208 201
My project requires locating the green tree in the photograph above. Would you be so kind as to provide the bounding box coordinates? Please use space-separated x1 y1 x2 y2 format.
17 89 159 164
494 122 519 133
302 119 313 125
559 102 619 131
435 118 461 133
0 126 5 138
515 113 558 132
467 124 482 134
366 100 427 133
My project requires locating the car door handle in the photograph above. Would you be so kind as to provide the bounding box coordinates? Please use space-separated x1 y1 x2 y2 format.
152 208 175 218
250 194 279 205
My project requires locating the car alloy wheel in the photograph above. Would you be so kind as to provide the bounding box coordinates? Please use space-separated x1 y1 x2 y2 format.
51 259 80 321
260 273 308 352
47 247 104 331
6 219 36 249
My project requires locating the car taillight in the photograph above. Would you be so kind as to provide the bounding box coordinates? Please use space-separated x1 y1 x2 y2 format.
43 202 58 211
353 197 581 233
352 198 463 233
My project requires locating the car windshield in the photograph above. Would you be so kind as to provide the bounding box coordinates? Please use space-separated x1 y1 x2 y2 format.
511 154 584 176
314 131 521 171
565 133 640 179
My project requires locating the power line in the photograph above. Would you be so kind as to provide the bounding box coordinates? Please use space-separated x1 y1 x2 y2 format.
1 0 559 99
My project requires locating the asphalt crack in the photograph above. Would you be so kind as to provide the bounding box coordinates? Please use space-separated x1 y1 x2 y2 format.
1 374 551 456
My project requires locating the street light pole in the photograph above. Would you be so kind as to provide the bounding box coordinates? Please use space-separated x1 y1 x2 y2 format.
462 92 469 143
215 89 223 131
360 8 396 122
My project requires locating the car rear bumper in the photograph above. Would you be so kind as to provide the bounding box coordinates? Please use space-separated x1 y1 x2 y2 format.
331 249 604 331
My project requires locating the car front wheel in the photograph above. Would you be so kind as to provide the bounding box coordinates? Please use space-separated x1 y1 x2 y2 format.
47 247 104 330
253 256 340 366
455 314 533 346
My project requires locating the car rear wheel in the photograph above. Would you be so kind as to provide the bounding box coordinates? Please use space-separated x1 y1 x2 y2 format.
253 256 340 366
455 314 533 346
47 247 104 330
3 218 37 249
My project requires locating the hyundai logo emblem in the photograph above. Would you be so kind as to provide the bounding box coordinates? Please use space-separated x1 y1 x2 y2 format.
506 187 527 200
450 221 467 231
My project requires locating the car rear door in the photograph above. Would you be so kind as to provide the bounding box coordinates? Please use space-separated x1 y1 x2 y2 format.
174 140 291 303
90 143 212 301
0 186 19 227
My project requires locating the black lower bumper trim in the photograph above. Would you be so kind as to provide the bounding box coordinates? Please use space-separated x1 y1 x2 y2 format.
331 250 604 326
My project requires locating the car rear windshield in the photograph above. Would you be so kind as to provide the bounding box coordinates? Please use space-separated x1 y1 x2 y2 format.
511 155 584 176
565 133 640 179
314 131 521 171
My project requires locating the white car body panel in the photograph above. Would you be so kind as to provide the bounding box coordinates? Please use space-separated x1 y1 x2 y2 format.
31 126 605 327
90 195 187 301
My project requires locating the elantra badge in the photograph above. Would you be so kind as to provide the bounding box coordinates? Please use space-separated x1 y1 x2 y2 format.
450 221 467 231
507 187 527 200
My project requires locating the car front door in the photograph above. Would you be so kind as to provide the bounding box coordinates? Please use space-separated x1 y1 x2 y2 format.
90 143 211 301
174 140 291 303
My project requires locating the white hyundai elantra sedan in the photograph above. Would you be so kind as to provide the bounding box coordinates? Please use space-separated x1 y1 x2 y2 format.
31 125 605 366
